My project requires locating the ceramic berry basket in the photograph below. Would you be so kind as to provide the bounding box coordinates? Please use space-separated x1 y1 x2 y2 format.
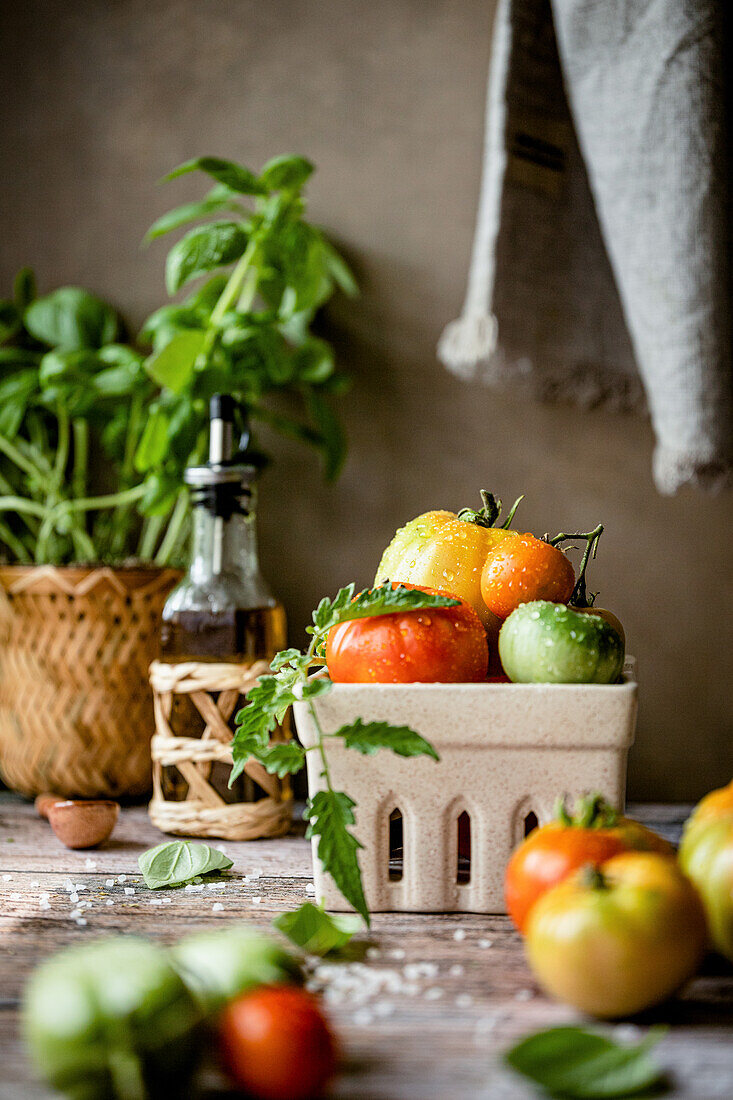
294 660 637 914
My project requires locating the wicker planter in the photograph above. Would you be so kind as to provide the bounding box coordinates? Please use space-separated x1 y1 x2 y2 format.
0 565 180 800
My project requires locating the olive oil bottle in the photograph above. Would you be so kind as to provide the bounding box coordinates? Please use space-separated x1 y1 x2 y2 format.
160 395 286 801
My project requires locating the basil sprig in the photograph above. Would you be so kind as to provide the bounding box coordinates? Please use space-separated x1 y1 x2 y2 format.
139 841 233 890
504 1026 669 1099
231 583 453 923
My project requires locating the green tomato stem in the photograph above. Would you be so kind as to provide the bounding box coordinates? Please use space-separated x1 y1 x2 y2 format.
549 524 604 607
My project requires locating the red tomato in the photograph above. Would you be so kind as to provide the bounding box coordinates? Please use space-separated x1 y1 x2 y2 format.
326 585 489 683
504 796 674 933
481 533 575 620
218 985 337 1100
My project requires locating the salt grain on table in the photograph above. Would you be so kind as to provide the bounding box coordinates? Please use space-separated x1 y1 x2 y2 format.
212 902 224 912
124 887 135 895
84 859 97 870
117 875 126 883
514 989 533 1001
9 892 21 900
30 880 39 887
389 948 406 960
105 879 114 887
450 964 465 977
453 928 466 942
184 884 204 892
478 939 493 949
425 987 444 1000
2 874 11 881
306 883 316 894
252 896 262 904
456 994 474 1007
105 900 114 906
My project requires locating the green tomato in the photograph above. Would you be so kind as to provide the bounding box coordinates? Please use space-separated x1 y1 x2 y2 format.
172 927 302 1015
498 601 625 684
679 814 733 961
23 937 202 1100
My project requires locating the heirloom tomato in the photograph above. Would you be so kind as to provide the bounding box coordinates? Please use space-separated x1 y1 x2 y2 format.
481 534 575 620
525 852 707 1017
327 584 488 683
679 779 733 961
498 601 625 684
375 490 522 635
219 985 336 1100
505 794 673 933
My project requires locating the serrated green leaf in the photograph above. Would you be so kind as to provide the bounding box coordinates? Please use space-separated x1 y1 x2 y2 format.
145 196 244 241
138 840 233 889
259 154 314 191
164 156 266 195
504 1026 668 1099
165 222 248 295
304 790 368 924
145 329 206 392
274 902 363 956
336 719 439 761
312 582 460 635
258 742 306 778
270 648 303 671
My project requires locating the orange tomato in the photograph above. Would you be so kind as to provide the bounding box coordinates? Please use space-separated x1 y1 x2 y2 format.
481 534 575 620
327 585 488 683
218 985 337 1100
504 795 673 933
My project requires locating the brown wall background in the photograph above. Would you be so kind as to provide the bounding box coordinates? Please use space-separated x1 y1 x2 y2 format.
1 0 731 801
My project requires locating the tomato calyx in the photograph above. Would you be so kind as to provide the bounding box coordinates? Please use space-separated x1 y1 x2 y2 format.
546 523 604 608
555 792 620 830
457 489 523 530
579 863 610 891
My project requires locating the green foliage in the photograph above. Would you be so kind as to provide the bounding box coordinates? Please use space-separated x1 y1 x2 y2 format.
0 152 355 566
141 152 357 484
504 1026 668 1099
231 584 447 922
138 840 233 889
273 902 363 956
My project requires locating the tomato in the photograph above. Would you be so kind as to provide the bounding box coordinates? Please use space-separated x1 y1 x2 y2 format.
576 605 626 649
498 601 624 684
505 794 673 932
375 491 521 636
327 585 489 683
480 534 574 620
525 852 707 1017
218 985 336 1100
679 779 733 961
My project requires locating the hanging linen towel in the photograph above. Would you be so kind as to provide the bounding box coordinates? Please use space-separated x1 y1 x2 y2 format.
438 0 732 494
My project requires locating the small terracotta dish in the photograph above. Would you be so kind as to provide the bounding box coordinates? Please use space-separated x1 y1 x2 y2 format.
40 798 120 849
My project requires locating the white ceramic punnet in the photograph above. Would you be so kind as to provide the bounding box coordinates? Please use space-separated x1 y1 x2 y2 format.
294 660 637 914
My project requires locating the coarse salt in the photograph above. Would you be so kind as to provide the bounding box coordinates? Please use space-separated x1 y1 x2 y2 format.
117 875 126 883
39 899 51 910
252 896 262 905
105 900 114 906
9 892 21 901
514 989 533 1001
105 879 114 887
212 902 224 912
184 884 204 893
149 899 162 906
453 929 466 942
84 859 97 870
70 909 82 919
124 887 135 896
30 880 40 887
456 994 474 1007
75 918 87 927
366 947 381 961
450 965 465 978
161 898 172 905
2 874 11 881
389 948 406 960
69 893 79 904
425 987 444 1000
306 883 316 894
478 939 493 949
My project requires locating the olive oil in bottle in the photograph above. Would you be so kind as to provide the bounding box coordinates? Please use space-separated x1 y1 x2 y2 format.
159 395 286 802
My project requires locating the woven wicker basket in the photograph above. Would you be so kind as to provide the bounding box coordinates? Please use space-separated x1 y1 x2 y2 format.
0 565 180 799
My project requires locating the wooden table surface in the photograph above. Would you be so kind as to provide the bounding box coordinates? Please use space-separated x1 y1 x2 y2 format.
2 796 732 1100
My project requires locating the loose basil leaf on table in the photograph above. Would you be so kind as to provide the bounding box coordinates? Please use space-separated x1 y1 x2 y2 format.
274 902 363 956
504 1025 669 1099
139 840 233 890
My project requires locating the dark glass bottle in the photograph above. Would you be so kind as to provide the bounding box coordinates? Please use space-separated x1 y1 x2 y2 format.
160 396 286 802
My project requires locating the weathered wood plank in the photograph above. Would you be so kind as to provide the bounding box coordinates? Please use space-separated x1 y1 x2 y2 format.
1 796 732 1099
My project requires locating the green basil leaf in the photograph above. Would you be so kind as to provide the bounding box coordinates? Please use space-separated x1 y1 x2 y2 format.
166 222 249 295
145 196 244 241
321 240 358 297
0 347 41 369
145 330 206 392
305 390 346 480
138 472 180 516
258 742 306 778
259 154 314 192
134 407 170 471
39 349 103 387
504 1026 668 1099
336 718 440 762
0 300 20 343
295 339 334 384
304 789 368 925
13 267 37 311
25 287 118 349
138 840 233 890
274 902 363 956
164 156 266 195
